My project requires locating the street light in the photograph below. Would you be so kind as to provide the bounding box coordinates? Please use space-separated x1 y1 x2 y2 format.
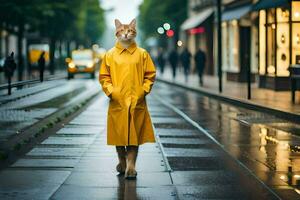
157 27 164 34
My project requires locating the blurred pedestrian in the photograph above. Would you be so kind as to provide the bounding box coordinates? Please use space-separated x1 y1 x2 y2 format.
3 52 17 95
168 49 178 79
157 48 165 75
180 48 191 82
194 48 206 86
38 51 46 82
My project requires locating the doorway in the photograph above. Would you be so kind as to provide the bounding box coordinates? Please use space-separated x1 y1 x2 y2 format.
239 26 251 81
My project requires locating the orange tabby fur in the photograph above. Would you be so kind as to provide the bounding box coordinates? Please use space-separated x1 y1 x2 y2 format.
115 19 136 48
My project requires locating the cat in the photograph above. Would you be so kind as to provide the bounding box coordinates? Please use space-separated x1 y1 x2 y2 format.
114 18 139 179
115 19 136 49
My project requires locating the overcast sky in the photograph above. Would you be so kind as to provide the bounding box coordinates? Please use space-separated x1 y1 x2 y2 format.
101 0 143 28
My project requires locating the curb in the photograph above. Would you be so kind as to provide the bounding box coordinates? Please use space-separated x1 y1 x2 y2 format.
0 85 101 155
157 78 300 123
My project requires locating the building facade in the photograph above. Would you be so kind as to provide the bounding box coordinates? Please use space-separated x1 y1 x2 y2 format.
181 0 300 91
221 0 258 82
180 0 215 75
256 0 300 90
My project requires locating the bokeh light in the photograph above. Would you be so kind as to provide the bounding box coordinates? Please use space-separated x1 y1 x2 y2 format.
157 27 164 34
177 40 183 47
163 23 171 30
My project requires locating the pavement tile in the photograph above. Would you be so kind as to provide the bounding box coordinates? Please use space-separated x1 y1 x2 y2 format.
57 127 104 135
0 169 70 200
175 185 274 199
74 157 166 172
167 157 225 171
155 128 200 137
163 147 223 157
27 147 87 157
151 117 185 124
171 170 243 185
41 136 95 145
11 158 79 168
51 185 177 200
63 172 172 187
159 137 212 145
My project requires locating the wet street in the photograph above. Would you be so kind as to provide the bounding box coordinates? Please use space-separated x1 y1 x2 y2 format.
0 79 299 199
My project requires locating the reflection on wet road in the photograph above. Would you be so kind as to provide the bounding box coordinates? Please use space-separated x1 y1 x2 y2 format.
153 82 300 198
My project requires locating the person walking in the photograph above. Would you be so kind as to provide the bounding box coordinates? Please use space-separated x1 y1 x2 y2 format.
180 48 191 82
38 51 46 82
3 52 17 95
157 48 165 75
99 19 156 179
194 48 206 86
168 49 178 80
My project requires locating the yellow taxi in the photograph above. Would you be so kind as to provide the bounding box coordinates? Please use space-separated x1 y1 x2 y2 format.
66 49 99 79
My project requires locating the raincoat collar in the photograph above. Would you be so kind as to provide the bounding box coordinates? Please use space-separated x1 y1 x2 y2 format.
115 41 137 54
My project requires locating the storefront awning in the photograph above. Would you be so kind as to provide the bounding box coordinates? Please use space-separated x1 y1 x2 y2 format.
252 0 289 11
180 8 213 31
222 4 252 21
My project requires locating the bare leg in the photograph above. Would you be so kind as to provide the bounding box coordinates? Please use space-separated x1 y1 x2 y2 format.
125 145 139 179
116 146 127 174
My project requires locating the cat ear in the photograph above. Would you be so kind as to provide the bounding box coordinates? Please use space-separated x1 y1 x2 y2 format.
129 19 136 28
114 19 122 28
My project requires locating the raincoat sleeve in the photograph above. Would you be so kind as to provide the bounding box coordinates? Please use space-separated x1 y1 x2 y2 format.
99 54 113 97
143 51 156 95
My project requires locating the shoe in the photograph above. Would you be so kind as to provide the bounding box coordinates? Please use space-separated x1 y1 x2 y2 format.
125 169 137 180
116 163 125 174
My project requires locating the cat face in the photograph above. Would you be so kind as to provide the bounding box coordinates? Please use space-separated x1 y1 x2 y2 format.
115 19 137 42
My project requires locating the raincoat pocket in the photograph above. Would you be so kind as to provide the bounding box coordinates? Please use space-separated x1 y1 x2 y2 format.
137 86 145 100
111 87 121 100
135 86 146 109
110 87 123 110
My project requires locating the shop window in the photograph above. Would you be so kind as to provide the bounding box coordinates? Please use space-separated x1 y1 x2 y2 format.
226 20 239 73
259 10 266 75
277 8 290 76
266 19 276 75
292 1 300 65
222 22 229 70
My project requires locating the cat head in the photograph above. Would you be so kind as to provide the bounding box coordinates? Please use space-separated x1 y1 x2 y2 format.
115 19 137 42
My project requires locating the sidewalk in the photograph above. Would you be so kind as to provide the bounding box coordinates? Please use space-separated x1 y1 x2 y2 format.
157 67 300 120
0 90 282 199
0 95 172 200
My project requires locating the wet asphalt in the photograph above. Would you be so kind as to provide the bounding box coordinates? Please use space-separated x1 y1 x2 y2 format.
0 79 299 199
151 82 300 199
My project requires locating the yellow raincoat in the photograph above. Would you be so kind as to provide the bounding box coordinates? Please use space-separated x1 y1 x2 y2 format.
99 42 156 146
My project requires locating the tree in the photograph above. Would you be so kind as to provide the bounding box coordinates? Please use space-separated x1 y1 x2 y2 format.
83 0 105 46
0 0 106 76
138 0 188 47
0 0 46 80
